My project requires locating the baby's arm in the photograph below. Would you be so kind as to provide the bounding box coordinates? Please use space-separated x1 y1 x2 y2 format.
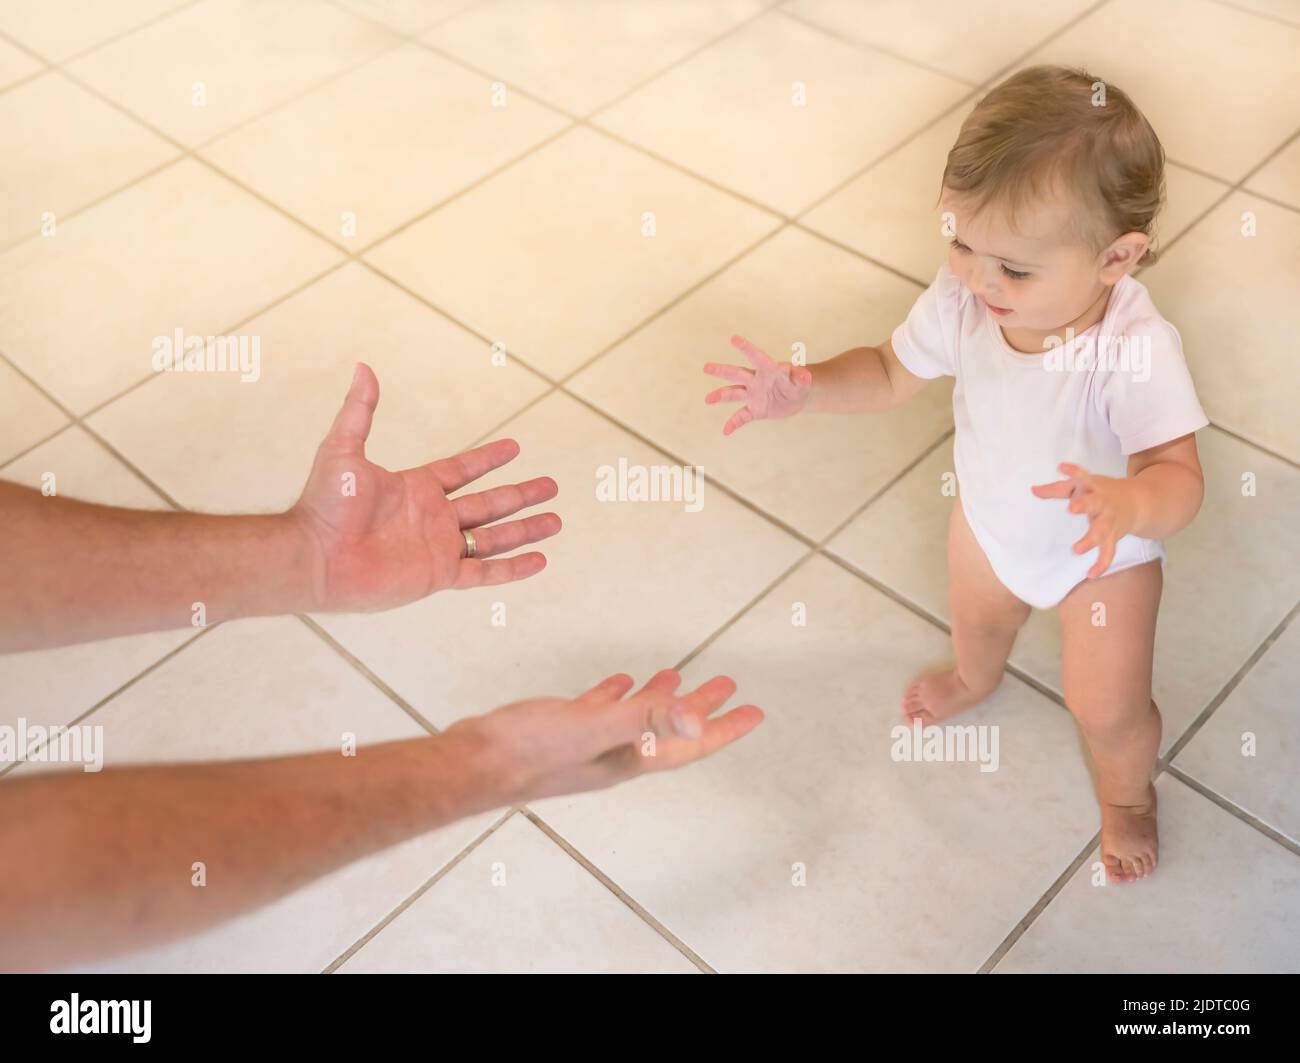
805 338 929 415
704 333 928 435
1124 434 1205 538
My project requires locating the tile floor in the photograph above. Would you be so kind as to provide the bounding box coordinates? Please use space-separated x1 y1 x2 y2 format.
0 0 1297 973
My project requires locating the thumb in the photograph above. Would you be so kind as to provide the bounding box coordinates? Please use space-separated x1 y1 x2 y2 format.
325 363 379 456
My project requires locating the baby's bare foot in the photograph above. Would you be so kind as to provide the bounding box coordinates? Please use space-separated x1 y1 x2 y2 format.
901 669 990 726
1100 785 1159 883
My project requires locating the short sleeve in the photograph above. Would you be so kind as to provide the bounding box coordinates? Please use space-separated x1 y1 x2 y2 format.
1101 319 1209 455
891 264 961 379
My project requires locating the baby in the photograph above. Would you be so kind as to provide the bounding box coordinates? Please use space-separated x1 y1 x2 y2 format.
703 66 1208 885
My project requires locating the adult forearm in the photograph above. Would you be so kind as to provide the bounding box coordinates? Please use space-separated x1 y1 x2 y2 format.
806 346 896 415
0 728 509 971
0 482 316 651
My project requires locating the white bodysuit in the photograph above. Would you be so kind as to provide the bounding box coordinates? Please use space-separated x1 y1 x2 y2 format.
892 264 1209 609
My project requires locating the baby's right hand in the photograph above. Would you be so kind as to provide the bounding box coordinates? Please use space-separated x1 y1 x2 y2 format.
703 335 813 436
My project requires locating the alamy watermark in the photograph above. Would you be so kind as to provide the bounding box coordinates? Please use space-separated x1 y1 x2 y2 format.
1042 328 1151 382
595 458 705 513
151 328 261 382
890 719 999 773
0 718 104 772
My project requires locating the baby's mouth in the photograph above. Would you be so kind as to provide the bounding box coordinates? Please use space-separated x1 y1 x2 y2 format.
980 295 1013 316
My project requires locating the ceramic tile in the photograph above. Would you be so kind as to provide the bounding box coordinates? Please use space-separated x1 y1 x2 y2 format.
341 813 698 972
365 125 780 378
996 775 1300 972
88 262 549 513
570 225 954 541
0 157 342 414
593 11 970 215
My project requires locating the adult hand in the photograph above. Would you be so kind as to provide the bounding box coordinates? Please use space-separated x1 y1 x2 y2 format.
290 363 561 612
1031 462 1139 579
703 335 813 436
447 669 764 804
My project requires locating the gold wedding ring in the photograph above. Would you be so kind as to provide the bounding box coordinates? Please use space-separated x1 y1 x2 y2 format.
462 529 477 559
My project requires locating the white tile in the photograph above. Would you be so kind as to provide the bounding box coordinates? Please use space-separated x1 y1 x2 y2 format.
0 33 42 89
0 72 180 249
0 0 190 62
314 390 807 727
337 0 476 35
43 616 499 972
67 0 398 147
570 226 953 540
784 0 1094 85
365 125 780 378
87 262 549 513
0 427 196 736
593 11 970 215
530 555 1100 971
1174 617 1300 846
1140 192 1300 462
0 358 67 465
202 43 568 250
341 813 698 972
996 775 1300 972
0 157 342 414
1244 132 1300 211
425 0 767 115
1018 0 1300 183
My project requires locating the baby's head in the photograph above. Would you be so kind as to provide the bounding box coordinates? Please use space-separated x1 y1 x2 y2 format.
939 65 1164 332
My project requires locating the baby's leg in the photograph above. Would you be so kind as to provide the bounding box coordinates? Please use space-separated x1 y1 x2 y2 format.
1058 559 1162 883
903 502 1031 724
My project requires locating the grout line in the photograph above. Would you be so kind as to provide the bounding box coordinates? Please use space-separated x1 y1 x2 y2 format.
516 809 716 972
0 624 216 780
46 0 203 67
774 6 982 88
1159 599 1300 770
1208 0 1300 29
977 826 1102 972
1162 765 1300 857
320 806 520 973
295 615 442 737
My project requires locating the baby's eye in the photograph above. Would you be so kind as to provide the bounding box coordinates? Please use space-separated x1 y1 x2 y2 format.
949 238 969 254
1000 264 1030 280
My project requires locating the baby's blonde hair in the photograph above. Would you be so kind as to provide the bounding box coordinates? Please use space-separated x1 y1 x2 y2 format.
942 65 1165 265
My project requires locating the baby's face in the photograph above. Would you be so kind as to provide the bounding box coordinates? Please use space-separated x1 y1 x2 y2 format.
940 188 1114 336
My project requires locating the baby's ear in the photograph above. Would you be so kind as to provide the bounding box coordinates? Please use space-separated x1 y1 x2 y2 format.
1099 232 1149 281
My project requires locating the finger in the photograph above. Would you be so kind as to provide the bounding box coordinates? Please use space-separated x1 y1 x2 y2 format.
452 551 547 589
635 669 683 698
323 363 380 457
722 406 754 436
1030 478 1074 499
1068 492 1100 517
1072 525 1101 556
788 366 813 389
730 334 776 370
1058 463 1095 489
424 438 522 493
702 362 754 384
468 512 561 559
567 703 766 789
675 674 739 722
704 385 748 405
453 476 558 528
1088 539 1116 579
577 673 636 704
649 705 766 772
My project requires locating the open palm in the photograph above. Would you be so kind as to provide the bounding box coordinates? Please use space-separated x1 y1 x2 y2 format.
290 364 561 612
703 334 813 435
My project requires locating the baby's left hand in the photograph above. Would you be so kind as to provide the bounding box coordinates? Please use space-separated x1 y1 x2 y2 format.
1031 463 1140 579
